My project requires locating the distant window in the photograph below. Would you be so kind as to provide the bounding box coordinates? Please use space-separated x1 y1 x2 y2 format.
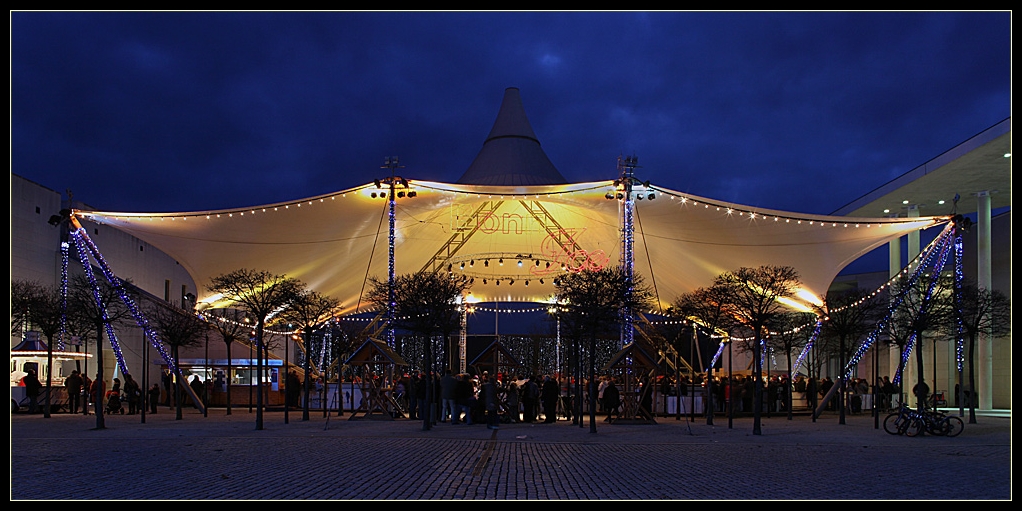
94 229 99 235
140 246 144 251
165 280 171 302
35 207 40 214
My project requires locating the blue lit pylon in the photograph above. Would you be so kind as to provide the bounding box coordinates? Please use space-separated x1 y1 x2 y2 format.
379 156 406 347
617 155 638 348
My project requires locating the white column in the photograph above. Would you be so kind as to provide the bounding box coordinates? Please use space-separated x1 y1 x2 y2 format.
976 191 993 409
887 224 902 381
902 205 920 393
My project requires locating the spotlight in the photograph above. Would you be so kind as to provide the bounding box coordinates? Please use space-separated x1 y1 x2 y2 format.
499 258 503 266
616 193 624 199
484 260 489 267
448 264 453 272
648 193 655 200
637 194 644 200
371 192 378 198
509 279 514 286
470 260 475 267
483 279 487 285
517 259 522 267
408 191 417 197
525 280 529 286
545 262 550 268
397 191 405 198
496 280 500 286
459 262 465 270
535 260 540 266
605 193 614 200
539 279 544 285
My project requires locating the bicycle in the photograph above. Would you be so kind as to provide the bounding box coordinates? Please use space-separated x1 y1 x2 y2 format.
883 403 923 437
920 408 964 437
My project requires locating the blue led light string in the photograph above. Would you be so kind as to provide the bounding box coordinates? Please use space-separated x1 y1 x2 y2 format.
890 228 954 385
845 223 954 380
59 241 70 351
74 226 177 374
791 319 823 375
71 229 129 375
953 229 965 372
709 340 727 370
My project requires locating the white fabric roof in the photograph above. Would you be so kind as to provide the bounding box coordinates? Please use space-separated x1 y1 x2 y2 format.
77 180 944 314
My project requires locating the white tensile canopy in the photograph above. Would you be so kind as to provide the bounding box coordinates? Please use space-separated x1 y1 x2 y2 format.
74 88 947 315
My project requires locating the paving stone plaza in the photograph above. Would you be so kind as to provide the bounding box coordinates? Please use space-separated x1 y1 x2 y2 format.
11 409 1010 500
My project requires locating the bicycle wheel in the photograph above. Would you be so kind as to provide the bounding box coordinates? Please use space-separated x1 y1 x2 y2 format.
943 416 964 438
883 413 903 435
903 417 923 437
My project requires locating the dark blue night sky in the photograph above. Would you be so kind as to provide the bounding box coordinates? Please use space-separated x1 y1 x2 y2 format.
12 11 1011 217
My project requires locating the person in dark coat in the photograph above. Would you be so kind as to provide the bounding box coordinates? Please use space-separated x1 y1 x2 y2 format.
22 369 42 413
541 375 559 423
64 370 83 414
123 373 141 414
603 378 621 422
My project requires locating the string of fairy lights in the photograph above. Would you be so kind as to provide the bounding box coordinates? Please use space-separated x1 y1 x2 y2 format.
76 180 944 237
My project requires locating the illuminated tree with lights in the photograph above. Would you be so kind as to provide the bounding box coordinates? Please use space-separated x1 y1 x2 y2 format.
715 266 801 436
367 271 470 431
207 269 302 431
957 283 1010 424
555 266 653 433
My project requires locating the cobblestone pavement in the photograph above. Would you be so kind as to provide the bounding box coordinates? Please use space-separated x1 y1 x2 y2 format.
11 408 1011 500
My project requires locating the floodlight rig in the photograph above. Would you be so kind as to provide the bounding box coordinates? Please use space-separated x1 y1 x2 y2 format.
377 156 415 347
617 154 639 348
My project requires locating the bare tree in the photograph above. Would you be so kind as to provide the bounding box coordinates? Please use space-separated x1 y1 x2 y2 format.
890 271 955 413
145 301 208 419
819 288 885 424
367 271 470 431
207 269 301 430
766 311 818 420
555 266 653 433
11 279 39 336
715 265 801 435
20 282 65 418
957 284 1010 423
66 273 134 429
674 283 738 425
203 308 251 415
282 288 341 421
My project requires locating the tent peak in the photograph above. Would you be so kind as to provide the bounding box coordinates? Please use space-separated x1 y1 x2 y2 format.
456 88 568 186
